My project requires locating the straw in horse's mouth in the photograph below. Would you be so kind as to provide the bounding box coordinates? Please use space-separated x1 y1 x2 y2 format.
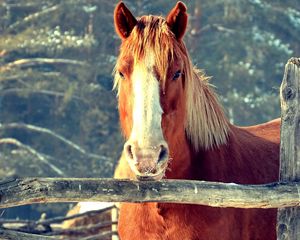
136 171 165 181
136 175 154 181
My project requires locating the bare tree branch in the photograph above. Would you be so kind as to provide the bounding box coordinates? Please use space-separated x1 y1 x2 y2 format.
6 5 60 33
2 2 41 9
0 138 64 176
42 206 115 225
0 206 117 238
0 229 55 240
1 221 117 236
0 206 113 227
0 88 86 103
46 221 117 236
0 58 88 73
0 123 108 161
0 72 61 83
198 24 236 35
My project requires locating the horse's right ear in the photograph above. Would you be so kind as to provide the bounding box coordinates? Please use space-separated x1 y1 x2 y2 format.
114 2 137 40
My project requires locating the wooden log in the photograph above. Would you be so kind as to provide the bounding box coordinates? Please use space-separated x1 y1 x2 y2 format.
0 207 117 240
0 177 299 209
277 58 300 240
0 228 117 240
0 229 55 240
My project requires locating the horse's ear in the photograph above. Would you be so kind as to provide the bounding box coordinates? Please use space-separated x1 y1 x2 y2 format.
166 1 188 40
114 2 137 40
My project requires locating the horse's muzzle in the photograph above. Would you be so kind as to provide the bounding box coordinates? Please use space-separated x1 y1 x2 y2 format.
124 141 169 180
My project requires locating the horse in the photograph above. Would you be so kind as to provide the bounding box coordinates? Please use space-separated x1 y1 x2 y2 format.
113 1 280 240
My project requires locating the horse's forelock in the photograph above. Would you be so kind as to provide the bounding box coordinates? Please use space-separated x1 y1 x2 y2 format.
116 16 176 82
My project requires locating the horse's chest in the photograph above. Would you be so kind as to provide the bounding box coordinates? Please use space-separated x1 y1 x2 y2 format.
118 203 196 240
123 205 277 240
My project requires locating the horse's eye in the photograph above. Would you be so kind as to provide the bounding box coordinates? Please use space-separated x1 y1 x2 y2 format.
173 70 181 80
119 71 125 79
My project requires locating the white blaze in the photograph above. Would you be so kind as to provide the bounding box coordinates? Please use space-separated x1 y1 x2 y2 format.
130 54 164 147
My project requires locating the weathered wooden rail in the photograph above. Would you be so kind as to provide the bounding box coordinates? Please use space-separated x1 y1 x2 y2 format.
0 58 299 240
0 177 299 209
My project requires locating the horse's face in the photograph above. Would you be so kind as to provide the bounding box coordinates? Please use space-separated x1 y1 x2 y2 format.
114 2 188 181
117 51 186 181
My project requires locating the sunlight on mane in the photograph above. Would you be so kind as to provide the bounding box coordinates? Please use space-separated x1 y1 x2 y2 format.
186 67 230 150
114 15 230 150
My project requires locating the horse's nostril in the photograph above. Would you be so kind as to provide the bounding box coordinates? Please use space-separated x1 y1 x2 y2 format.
125 144 134 160
158 145 168 163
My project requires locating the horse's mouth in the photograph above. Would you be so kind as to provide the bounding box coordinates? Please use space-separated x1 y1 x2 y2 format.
135 169 166 181
127 154 169 181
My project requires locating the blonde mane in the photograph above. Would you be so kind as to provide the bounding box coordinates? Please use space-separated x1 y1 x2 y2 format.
185 66 230 150
114 15 230 150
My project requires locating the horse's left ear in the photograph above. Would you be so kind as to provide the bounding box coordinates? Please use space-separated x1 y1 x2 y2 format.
166 1 188 40
114 2 137 40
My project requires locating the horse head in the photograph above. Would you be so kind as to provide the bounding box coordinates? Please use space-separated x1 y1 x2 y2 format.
114 1 229 181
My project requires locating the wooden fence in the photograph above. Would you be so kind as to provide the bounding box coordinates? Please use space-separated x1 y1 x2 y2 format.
0 58 299 239
277 58 300 239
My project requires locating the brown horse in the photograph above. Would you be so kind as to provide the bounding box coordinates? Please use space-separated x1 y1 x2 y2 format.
114 1 280 240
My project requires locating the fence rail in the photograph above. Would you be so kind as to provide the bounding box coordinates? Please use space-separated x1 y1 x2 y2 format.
0 177 299 209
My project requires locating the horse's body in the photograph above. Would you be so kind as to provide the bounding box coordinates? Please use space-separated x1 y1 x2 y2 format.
113 2 280 239
115 119 280 240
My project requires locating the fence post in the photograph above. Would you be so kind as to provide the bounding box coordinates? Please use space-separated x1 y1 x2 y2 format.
277 58 300 240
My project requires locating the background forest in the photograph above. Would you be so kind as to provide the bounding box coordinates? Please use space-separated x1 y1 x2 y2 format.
0 0 299 220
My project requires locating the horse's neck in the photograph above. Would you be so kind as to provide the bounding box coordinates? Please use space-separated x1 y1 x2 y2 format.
190 124 279 183
166 123 279 183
